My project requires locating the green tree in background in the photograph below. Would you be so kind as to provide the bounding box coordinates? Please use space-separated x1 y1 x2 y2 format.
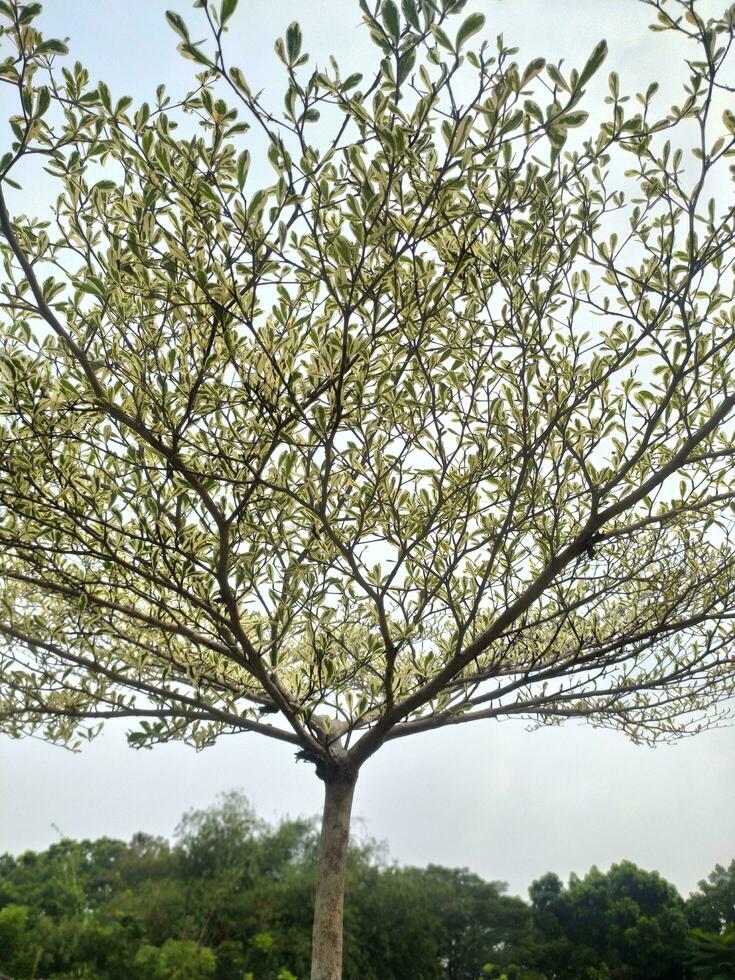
688 862 735 934
686 863 735 980
133 939 217 980
689 926 735 979
0 904 31 972
528 861 690 979
344 863 535 979
1 792 734 980
0 793 539 980
3 0 735 974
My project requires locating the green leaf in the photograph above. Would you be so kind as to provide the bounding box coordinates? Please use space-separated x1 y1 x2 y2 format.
36 86 50 118
382 0 400 42
247 189 267 218
547 124 567 149
342 73 363 91
578 39 607 87
229 67 251 98
449 114 473 153
401 0 421 31
237 150 250 190
220 0 237 25
455 12 485 50
546 63 569 93
432 25 453 50
17 3 42 24
521 57 546 86
560 110 589 128
177 41 211 66
397 48 416 85
500 109 524 135
97 82 112 111
35 39 69 56
723 109 735 136
286 21 302 63
135 102 150 128
165 10 189 41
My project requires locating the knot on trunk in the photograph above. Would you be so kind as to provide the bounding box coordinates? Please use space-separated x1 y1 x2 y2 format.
296 715 357 782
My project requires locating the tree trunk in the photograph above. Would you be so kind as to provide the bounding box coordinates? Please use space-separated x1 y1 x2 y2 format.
311 768 357 980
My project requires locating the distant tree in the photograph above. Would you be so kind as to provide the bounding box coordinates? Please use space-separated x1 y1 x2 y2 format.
347 862 534 980
0 835 132 923
134 938 217 980
688 861 735 934
528 861 690 979
3 0 735 975
7 794 735 980
0 796 318 979
0 794 542 979
688 926 735 979
0 903 30 976
480 966 547 980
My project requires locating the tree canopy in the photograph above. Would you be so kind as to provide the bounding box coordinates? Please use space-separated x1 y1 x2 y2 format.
2 0 735 758
2 0 735 975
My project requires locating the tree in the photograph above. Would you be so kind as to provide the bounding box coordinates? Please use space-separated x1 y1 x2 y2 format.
688 861 735 934
528 862 690 979
0 795 319 979
349 863 534 979
6 791 735 979
687 862 735 980
0 793 545 979
134 939 217 980
0 904 31 976
2 0 735 975
689 926 735 979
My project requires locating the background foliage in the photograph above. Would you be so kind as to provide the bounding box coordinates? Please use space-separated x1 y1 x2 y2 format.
0 793 733 980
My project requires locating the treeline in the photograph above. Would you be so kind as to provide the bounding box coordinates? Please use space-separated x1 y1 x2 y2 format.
0 792 733 980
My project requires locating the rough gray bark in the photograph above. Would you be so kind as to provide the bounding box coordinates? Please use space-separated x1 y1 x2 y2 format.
310 767 357 980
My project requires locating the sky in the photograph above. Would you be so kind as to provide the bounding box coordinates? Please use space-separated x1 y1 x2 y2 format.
1 0 734 901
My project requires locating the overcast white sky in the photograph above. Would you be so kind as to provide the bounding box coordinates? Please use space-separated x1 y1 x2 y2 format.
1 0 734 901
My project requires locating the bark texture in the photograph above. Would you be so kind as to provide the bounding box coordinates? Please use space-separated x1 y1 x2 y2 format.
310 769 357 980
